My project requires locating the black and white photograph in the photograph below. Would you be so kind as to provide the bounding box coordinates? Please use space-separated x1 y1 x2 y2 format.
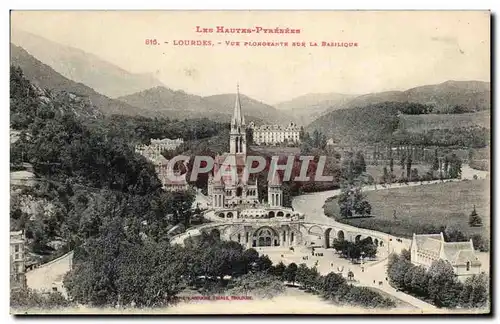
8 10 491 315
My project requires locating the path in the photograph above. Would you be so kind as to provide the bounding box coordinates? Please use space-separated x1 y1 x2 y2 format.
289 180 465 311
25 252 73 296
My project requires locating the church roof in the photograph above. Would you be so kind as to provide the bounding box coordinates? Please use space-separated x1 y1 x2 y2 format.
412 233 481 267
414 233 443 254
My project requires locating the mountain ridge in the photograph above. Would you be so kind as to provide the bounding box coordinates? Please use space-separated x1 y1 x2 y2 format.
11 28 165 98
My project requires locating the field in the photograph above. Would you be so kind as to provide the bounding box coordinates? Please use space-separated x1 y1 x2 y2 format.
324 180 490 239
399 111 490 133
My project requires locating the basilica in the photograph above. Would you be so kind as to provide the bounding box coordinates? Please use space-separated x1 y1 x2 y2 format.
207 85 302 224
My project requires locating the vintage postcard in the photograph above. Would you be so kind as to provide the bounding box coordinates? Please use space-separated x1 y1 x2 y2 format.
9 10 491 315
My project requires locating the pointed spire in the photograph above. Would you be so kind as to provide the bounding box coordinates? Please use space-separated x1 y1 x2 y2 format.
232 83 245 127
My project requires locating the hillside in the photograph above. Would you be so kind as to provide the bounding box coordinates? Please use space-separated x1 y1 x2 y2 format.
306 80 491 147
318 81 490 115
306 102 402 145
10 44 147 117
308 101 490 148
399 111 490 133
274 92 356 125
402 81 490 113
11 29 164 98
118 87 283 124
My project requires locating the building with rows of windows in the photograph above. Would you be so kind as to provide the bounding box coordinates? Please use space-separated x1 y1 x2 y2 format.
10 231 26 290
249 122 301 145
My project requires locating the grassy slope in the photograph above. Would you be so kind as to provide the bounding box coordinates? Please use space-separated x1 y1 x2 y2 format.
324 180 490 239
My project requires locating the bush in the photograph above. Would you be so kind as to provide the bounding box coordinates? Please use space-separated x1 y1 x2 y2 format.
387 251 489 309
10 288 70 310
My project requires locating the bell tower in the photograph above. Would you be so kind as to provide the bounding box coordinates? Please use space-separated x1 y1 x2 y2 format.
230 83 246 155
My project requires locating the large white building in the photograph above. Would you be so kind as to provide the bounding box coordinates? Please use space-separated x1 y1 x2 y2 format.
249 122 301 145
410 233 482 281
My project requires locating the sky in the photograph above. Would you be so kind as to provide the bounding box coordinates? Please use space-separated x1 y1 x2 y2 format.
10 10 490 104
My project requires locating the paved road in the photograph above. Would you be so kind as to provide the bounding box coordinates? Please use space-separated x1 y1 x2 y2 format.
25 252 73 296
290 180 462 311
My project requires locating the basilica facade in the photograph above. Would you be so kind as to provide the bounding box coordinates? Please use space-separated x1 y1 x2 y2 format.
207 85 302 230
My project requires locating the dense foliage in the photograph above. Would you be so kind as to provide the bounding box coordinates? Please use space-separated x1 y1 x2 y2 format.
64 229 273 307
332 237 378 260
281 263 395 308
10 288 70 310
387 250 489 309
337 151 372 218
10 65 197 259
307 100 489 148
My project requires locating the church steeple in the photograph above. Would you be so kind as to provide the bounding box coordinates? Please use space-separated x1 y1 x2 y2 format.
231 83 245 128
230 83 246 155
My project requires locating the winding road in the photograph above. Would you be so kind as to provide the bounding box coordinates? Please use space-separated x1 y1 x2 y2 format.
289 165 488 311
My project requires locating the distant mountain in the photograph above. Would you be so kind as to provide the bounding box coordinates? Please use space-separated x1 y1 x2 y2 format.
11 43 146 116
273 93 356 125
11 29 164 98
118 87 288 124
203 93 290 124
402 80 490 113
317 81 490 117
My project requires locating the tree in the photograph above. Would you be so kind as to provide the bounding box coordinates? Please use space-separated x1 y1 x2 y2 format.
459 273 489 308
447 153 462 179
410 266 429 296
272 262 286 278
255 255 273 272
404 266 417 289
322 272 347 299
230 272 285 299
432 149 439 171
401 249 411 261
361 241 377 258
444 224 468 242
382 166 389 184
283 263 298 285
296 263 310 289
406 150 412 179
388 255 412 288
389 156 394 173
353 151 367 175
427 259 461 308
356 200 372 216
400 150 406 170
338 186 371 218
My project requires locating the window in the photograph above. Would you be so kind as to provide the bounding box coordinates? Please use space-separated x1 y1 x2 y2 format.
14 245 19 253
